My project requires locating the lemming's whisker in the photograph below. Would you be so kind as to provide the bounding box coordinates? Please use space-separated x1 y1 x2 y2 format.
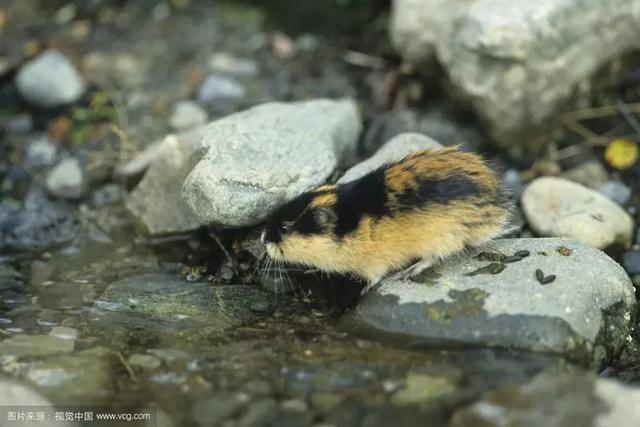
283 266 300 301
276 259 287 305
252 251 267 275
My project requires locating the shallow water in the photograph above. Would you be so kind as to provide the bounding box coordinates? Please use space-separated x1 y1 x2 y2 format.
0 232 574 426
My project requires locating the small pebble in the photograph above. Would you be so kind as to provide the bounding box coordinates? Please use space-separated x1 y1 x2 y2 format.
502 169 524 199
209 53 258 77
272 32 296 58
197 74 245 104
169 100 208 131
45 157 85 199
92 183 123 207
250 300 271 313
49 326 78 340
219 265 234 281
25 135 57 169
598 180 632 206
623 251 640 275
128 353 162 369
281 399 308 412
4 113 34 134
560 160 608 188
15 50 86 108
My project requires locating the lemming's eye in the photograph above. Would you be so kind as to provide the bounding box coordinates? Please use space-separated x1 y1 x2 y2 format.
281 221 293 232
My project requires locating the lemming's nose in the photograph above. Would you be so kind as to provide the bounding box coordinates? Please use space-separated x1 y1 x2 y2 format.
260 230 266 244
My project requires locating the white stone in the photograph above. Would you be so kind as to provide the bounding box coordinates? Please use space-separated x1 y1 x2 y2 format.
169 101 208 131
16 50 86 108
46 157 85 199
521 177 633 249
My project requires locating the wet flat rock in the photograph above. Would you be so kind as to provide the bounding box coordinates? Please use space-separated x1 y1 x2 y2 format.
0 334 74 357
343 238 635 366
93 273 271 332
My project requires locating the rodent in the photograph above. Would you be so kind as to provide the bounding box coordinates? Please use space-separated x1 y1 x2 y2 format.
262 146 511 287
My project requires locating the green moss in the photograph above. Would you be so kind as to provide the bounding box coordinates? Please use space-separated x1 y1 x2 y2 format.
424 288 490 323
464 262 506 277
412 268 442 287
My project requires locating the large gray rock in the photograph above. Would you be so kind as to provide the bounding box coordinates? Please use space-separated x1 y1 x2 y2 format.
338 132 442 184
451 371 640 427
125 133 204 235
15 50 86 108
342 238 635 366
390 0 640 159
522 177 634 249
182 98 361 227
25 134 57 170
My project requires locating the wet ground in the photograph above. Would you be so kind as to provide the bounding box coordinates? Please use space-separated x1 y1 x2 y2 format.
1 1 640 426
1 233 570 426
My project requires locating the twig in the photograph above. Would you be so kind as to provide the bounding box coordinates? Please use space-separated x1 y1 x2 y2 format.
616 100 640 136
559 102 640 121
342 50 386 70
560 117 600 140
209 231 238 275
116 351 137 382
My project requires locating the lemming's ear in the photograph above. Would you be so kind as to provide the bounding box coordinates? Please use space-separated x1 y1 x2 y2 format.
315 206 338 227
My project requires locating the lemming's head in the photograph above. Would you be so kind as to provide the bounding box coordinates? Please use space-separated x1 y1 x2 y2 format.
262 186 339 265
